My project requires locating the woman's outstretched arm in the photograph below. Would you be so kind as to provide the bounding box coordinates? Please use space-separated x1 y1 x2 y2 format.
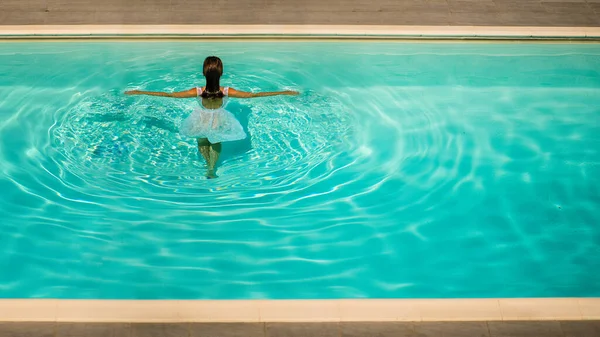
124 88 197 98
228 88 299 98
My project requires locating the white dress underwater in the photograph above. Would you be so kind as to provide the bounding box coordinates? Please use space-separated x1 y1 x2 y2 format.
179 86 247 143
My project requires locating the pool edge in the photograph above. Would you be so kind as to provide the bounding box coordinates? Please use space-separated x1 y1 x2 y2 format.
1 298 598 322
1 26 599 324
1 25 600 40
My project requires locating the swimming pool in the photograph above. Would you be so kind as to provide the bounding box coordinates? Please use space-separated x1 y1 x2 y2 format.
0 41 599 300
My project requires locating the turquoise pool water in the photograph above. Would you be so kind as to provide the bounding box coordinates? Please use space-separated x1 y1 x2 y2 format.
0 41 599 299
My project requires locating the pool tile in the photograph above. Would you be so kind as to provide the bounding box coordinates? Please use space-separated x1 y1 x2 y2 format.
259 300 339 322
380 1 449 11
524 27 585 36
413 322 490 337
131 323 188 337
266 323 339 337
499 298 581 320
496 12 546 26
57 300 180 322
579 299 600 320
419 299 501 321
0 323 55 337
3 0 600 28
582 27 600 37
46 0 93 11
448 0 497 13
0 11 47 25
536 13 599 26
488 321 563 337
386 12 451 26
494 2 546 12
560 321 600 337
167 9 260 25
47 0 166 12
180 300 260 322
44 11 97 24
542 2 592 14
0 0 46 11
57 323 131 337
0 300 57 322
449 13 505 25
341 322 414 337
339 299 419 322
472 26 531 35
191 323 264 337
94 11 171 25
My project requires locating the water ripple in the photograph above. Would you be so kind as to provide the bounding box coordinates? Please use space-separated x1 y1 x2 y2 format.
0 42 599 299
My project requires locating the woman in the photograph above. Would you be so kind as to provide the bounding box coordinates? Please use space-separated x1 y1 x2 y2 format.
125 56 298 178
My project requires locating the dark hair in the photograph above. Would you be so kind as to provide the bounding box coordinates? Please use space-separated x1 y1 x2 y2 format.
201 56 224 99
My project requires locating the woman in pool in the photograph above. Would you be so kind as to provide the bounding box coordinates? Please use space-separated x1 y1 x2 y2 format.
125 56 298 178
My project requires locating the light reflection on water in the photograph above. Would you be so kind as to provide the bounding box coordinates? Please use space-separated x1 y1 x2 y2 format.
0 42 599 299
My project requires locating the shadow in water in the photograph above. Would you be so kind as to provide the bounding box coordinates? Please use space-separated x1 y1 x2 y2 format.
215 103 254 164
84 113 129 123
92 140 130 161
85 111 178 135
88 103 254 171
140 116 178 133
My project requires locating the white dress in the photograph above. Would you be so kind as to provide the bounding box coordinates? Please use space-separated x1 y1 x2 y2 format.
179 86 247 143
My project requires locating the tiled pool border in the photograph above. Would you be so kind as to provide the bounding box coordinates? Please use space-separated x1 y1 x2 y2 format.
0 299 599 322
1 24 600 39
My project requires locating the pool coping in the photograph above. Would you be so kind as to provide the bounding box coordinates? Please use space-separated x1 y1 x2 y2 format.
1 298 599 322
1 25 600 40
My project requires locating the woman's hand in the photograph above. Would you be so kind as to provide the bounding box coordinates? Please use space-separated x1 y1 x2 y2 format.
282 90 300 96
124 90 142 95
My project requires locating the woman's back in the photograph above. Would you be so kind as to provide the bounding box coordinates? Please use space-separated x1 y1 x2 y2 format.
198 86 228 110
201 97 224 110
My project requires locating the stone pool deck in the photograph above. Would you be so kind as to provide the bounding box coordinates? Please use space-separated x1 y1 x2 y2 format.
1 0 600 27
1 321 600 336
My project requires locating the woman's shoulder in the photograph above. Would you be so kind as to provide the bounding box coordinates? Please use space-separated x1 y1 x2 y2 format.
197 86 229 95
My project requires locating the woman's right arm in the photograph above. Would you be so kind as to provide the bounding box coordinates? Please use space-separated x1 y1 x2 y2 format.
124 88 197 98
228 88 299 98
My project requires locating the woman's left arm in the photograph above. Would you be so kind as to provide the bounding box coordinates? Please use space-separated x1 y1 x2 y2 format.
125 88 197 98
228 88 299 98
